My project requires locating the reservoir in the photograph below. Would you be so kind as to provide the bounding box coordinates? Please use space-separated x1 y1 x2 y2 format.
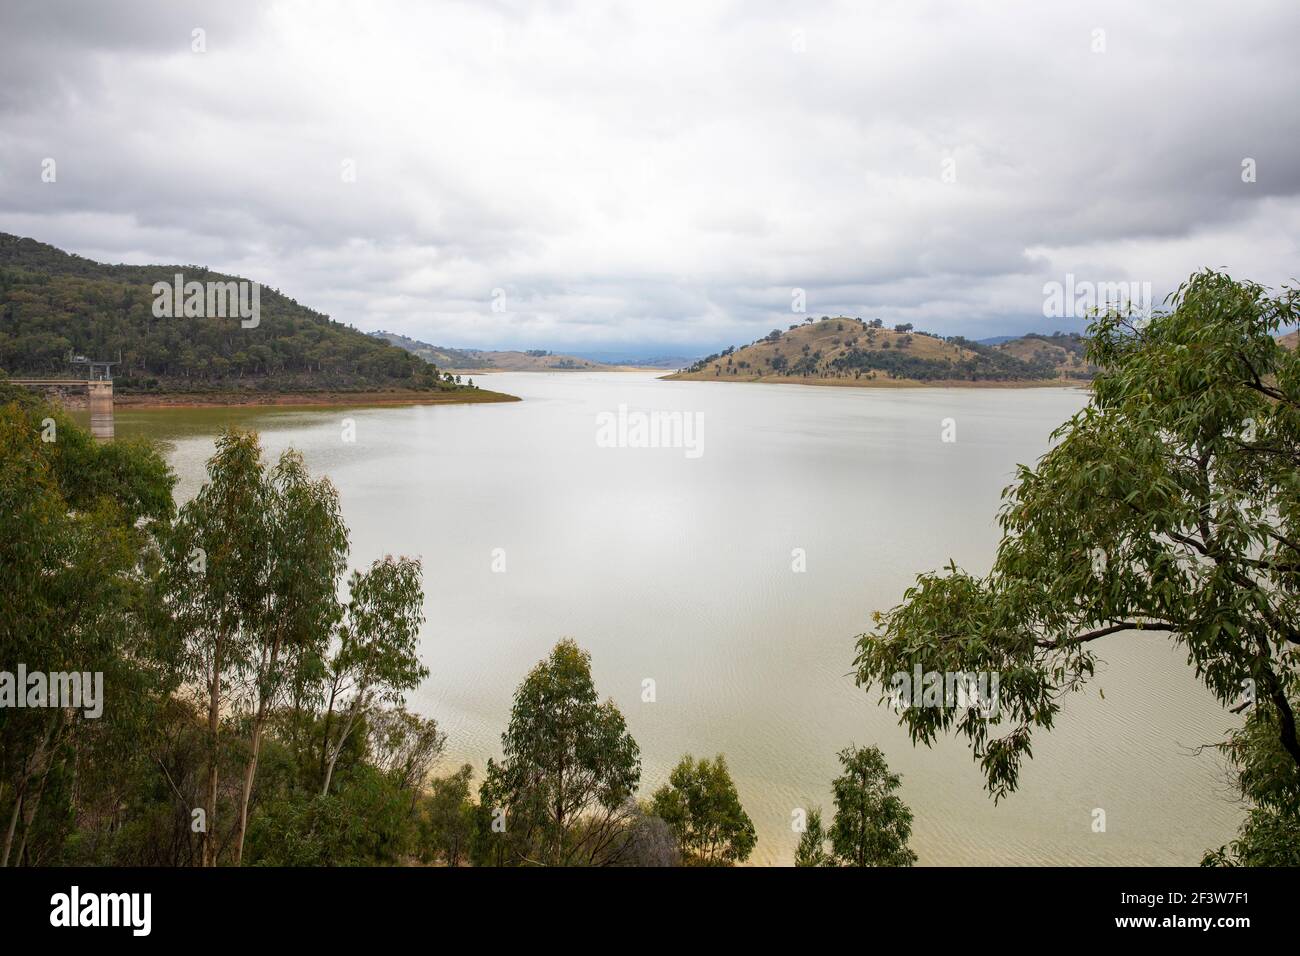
111 371 1242 865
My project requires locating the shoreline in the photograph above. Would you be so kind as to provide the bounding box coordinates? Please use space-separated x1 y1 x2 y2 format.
660 373 1089 390
446 365 668 375
106 388 520 410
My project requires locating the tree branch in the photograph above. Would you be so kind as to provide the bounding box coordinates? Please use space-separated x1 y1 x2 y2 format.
1037 621 1178 649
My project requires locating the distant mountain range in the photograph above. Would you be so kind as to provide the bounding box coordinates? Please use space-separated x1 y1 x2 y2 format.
566 351 696 369
371 331 644 371
666 317 1097 386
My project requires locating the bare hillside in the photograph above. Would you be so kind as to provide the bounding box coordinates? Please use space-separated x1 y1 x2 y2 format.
666 317 1094 386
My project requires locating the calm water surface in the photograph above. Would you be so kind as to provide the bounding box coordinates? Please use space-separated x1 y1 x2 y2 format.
113 372 1243 865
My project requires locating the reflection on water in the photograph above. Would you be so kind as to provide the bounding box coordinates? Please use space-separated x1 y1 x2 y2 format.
117 372 1242 865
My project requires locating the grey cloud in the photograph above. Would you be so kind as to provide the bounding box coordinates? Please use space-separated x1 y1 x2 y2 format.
1 0 1297 353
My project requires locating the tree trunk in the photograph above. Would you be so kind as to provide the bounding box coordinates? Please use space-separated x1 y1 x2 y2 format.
234 722 262 865
318 679 339 787
234 639 281 865
14 765 51 866
1 794 21 868
321 744 343 797
202 636 223 867
1 713 59 867
321 695 364 797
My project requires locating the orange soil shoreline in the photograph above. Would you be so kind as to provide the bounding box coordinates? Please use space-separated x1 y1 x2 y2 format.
660 373 1088 389
108 389 521 409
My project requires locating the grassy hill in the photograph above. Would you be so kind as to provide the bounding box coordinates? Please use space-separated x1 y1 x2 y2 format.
0 234 507 401
665 317 1095 386
371 330 610 371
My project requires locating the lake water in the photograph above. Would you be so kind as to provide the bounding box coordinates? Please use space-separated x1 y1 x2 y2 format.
112 371 1243 865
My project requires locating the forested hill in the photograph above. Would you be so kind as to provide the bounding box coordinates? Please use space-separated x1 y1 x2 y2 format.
0 234 453 395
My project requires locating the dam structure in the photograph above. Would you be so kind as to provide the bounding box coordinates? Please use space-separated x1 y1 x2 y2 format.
9 354 118 440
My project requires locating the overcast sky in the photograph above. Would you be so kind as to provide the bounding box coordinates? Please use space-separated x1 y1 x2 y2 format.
2 0 1297 356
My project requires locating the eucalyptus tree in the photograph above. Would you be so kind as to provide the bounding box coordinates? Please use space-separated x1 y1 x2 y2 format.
319 557 427 796
365 705 446 804
233 449 348 864
827 745 916 866
162 430 349 865
854 273 1300 840
650 754 756 865
478 639 640 866
795 747 916 867
1203 696 1300 866
418 764 474 865
794 808 829 867
0 385 174 866
162 430 265 865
